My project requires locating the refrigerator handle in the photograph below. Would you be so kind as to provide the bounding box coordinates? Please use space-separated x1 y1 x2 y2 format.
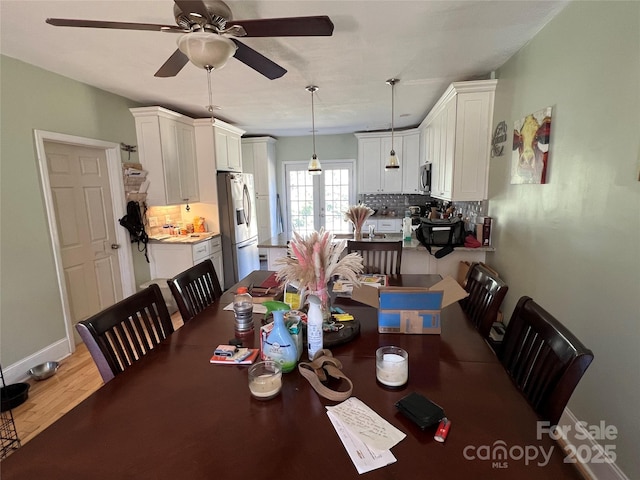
243 184 251 228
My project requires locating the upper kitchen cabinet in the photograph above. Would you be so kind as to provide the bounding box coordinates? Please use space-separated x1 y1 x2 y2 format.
356 131 422 194
242 137 277 196
193 118 245 174
216 122 244 172
420 80 497 201
242 137 278 250
131 107 199 206
400 131 421 194
357 135 401 193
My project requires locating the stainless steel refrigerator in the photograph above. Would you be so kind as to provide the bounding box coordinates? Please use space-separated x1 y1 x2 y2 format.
217 172 260 290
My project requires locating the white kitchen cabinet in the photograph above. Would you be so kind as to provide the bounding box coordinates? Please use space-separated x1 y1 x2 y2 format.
208 236 224 289
377 218 402 233
356 130 420 194
419 80 497 201
266 248 287 272
215 123 244 172
401 132 421 193
193 118 245 174
130 107 199 206
242 137 278 256
149 236 224 289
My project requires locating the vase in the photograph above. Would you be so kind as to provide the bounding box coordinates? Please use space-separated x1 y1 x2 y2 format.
354 228 363 241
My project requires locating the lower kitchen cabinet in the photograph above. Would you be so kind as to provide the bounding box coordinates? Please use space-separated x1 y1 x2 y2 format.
149 236 224 289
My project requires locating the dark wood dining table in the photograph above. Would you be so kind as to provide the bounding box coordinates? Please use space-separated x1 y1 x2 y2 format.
2 271 582 479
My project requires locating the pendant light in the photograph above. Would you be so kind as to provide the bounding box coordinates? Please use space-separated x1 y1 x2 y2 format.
385 78 400 170
306 85 322 175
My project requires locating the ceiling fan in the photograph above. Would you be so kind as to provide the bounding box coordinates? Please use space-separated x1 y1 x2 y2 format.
46 0 334 80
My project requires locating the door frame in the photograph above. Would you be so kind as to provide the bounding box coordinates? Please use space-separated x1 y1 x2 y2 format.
34 130 137 353
281 159 356 236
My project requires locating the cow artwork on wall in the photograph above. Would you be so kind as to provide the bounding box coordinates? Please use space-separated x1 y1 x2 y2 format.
511 106 552 184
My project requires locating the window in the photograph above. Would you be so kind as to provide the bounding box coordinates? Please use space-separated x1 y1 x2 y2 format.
284 160 355 236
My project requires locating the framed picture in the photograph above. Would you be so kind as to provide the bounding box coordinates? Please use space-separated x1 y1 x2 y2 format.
511 106 552 184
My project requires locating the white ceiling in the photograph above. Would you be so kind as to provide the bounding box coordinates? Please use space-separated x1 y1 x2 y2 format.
0 0 568 137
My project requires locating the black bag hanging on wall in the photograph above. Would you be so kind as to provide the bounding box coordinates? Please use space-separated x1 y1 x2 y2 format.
119 201 149 262
415 218 466 258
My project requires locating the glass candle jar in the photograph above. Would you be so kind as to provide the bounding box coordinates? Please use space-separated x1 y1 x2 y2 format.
248 361 282 400
376 346 408 388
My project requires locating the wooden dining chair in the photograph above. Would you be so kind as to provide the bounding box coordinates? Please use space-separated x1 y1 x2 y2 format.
499 296 594 426
167 259 223 323
460 262 508 340
76 284 174 383
347 240 403 275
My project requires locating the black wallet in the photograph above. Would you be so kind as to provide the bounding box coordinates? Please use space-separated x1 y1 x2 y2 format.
395 392 445 430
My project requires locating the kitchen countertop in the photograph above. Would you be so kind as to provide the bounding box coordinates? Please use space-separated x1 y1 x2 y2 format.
258 232 494 252
148 232 220 245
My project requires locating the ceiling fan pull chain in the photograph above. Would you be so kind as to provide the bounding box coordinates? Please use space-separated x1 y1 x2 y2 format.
206 66 216 125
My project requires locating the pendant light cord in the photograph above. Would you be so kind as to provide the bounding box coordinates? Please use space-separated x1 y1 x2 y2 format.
311 88 316 157
390 79 396 152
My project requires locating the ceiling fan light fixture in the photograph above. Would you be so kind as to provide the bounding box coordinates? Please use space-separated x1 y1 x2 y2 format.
306 85 322 176
177 32 237 70
385 78 400 170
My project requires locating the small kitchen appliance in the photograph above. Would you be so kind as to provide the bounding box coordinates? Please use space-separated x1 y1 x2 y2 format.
419 162 432 193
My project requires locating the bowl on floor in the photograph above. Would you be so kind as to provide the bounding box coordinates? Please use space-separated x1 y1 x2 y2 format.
28 361 59 381
1 383 30 412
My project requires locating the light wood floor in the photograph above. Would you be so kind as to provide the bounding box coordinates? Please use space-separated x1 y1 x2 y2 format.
7 313 184 452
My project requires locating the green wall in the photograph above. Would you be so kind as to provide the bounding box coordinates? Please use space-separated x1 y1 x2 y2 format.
0 55 149 365
489 1 639 477
274 133 358 195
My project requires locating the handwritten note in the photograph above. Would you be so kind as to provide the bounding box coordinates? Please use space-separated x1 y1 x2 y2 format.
327 410 397 474
326 397 406 451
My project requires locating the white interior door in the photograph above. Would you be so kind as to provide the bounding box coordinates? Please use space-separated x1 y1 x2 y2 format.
284 160 355 236
44 141 123 342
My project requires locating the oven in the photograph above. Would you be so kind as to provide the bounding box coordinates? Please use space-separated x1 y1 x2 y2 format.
419 162 432 193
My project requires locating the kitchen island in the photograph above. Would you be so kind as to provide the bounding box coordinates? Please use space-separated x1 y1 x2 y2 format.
258 232 494 279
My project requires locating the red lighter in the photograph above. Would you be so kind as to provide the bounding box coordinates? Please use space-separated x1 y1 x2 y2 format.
434 418 451 443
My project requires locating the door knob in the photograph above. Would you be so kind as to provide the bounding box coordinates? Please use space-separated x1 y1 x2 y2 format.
111 244 121 250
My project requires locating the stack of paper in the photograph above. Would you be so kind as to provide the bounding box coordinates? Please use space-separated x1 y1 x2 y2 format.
326 397 405 474
332 274 388 297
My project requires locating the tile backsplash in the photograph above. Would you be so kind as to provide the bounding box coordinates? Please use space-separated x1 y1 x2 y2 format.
358 193 487 221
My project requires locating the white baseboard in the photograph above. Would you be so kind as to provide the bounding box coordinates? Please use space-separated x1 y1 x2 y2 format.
557 409 630 480
3 339 72 385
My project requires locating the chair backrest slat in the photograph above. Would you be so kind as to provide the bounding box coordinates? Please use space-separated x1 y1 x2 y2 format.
167 259 223 323
347 240 403 275
500 296 594 425
76 284 174 383
460 263 508 339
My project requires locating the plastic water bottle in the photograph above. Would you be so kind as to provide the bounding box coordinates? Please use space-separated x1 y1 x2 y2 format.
306 295 323 360
233 286 254 333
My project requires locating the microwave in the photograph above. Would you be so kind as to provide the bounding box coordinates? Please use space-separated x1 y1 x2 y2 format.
419 162 432 193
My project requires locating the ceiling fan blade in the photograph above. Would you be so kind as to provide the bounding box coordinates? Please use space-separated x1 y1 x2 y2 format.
174 1 211 21
46 18 186 32
155 49 190 77
227 16 334 37
231 39 286 80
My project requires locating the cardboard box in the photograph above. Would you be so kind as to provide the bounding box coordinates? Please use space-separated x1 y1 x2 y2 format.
351 276 468 334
